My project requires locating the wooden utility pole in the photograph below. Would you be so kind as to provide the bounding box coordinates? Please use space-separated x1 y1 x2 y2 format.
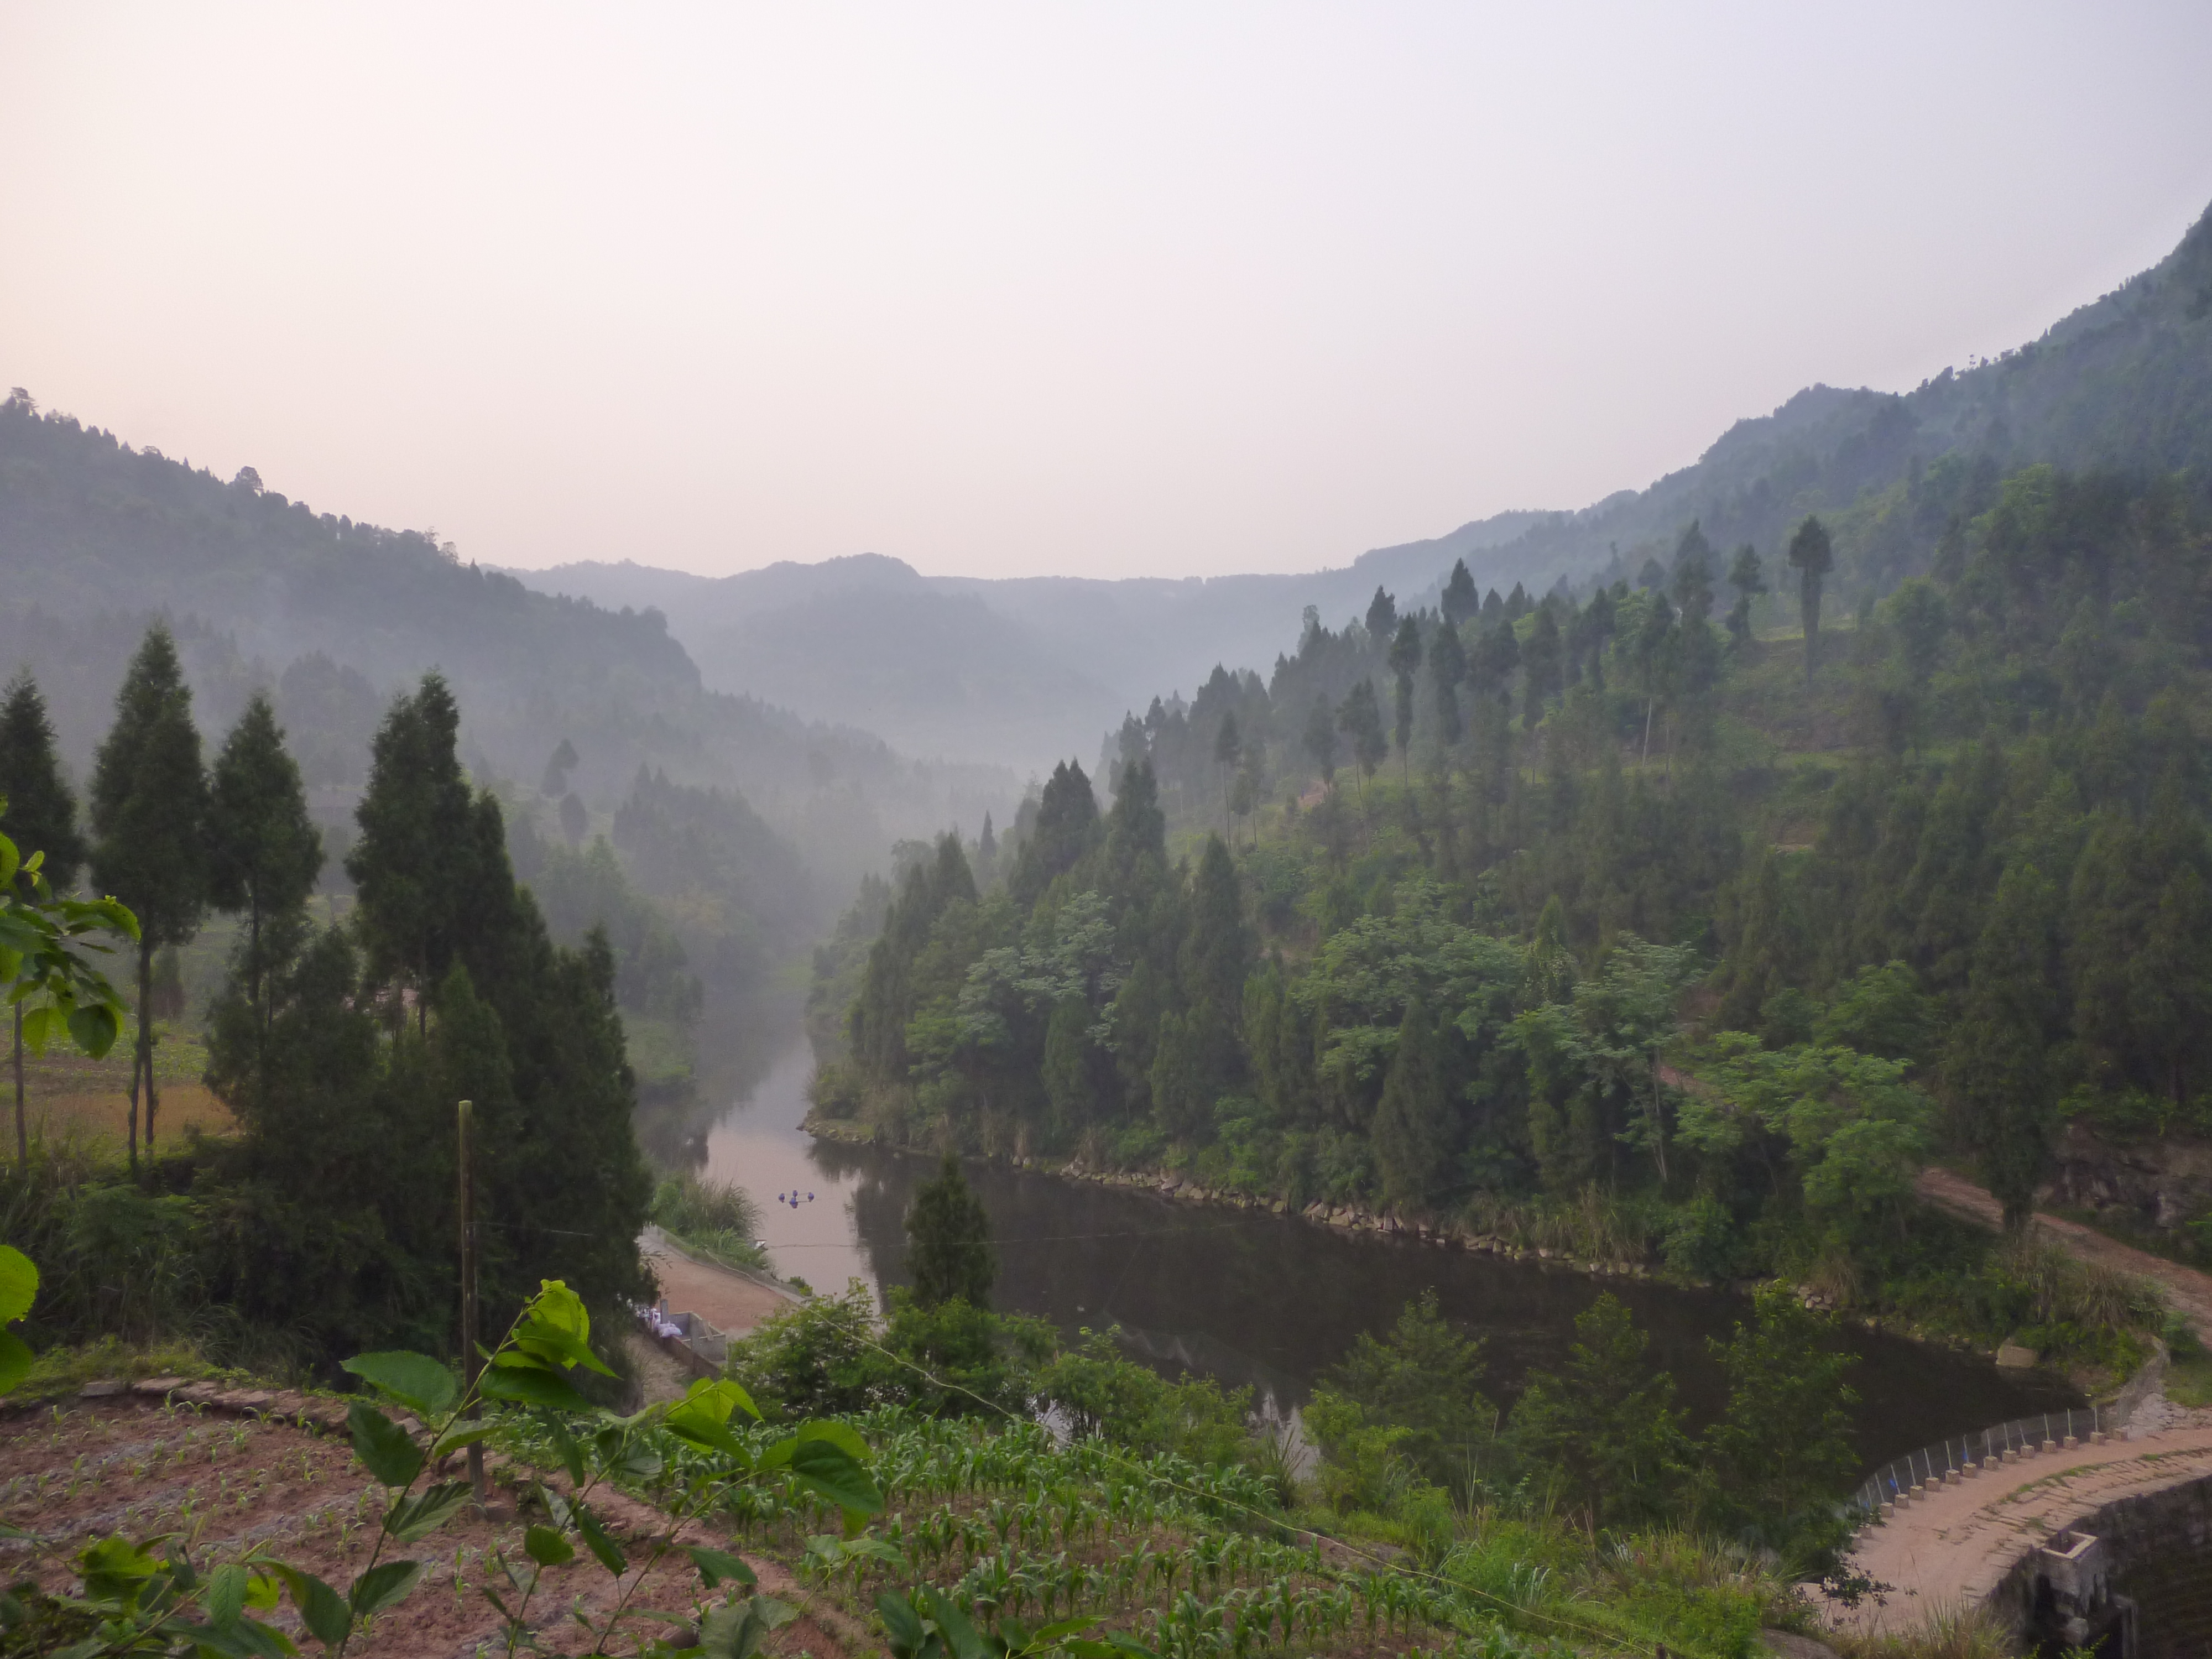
458 1098 486 1507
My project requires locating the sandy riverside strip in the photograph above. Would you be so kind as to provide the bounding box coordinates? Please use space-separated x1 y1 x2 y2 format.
1824 1418 2212 1637
1914 1166 2212 1344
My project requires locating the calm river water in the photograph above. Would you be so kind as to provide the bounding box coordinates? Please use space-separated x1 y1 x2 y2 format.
686 1015 2078 1467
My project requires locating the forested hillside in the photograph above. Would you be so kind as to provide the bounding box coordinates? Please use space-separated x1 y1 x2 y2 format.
0 392 1020 900
817 457 2212 1374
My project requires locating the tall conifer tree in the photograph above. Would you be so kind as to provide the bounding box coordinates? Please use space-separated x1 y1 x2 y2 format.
1787 516 1834 685
1388 615 1423 781
90 625 210 1165
1945 864 2064 1229
208 692 324 1038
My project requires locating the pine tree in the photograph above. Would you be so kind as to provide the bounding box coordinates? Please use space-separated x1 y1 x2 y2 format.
1041 995 1097 1141
1522 607 1564 728
0 672 87 1163
1336 680 1386 816
1388 615 1423 781
1429 621 1466 752
1702 1282 1859 1562
1372 995 1455 1213
1787 516 1835 685
1441 559 1479 626
906 1154 996 1308
1945 863 2064 1229
1511 1293 1690 1527
1175 836 1251 1120
207 692 324 1044
1010 760 1098 905
1213 712 1241 842
1364 585 1397 639
1302 697 1337 791
1319 1290 1490 1485
347 673 514 1031
89 625 210 1165
1725 543 1765 644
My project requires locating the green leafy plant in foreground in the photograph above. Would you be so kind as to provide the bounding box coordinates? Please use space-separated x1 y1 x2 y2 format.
0 1277 891 1657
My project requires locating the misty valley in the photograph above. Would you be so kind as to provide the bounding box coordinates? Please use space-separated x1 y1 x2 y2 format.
8 186 2212 1659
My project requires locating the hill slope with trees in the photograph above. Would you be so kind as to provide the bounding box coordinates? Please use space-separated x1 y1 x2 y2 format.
814 455 2212 1388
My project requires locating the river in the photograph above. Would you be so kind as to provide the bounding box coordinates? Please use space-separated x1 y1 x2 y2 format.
682 1013 2078 1466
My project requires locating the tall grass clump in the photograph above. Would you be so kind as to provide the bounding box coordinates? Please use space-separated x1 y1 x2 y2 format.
651 1170 769 1272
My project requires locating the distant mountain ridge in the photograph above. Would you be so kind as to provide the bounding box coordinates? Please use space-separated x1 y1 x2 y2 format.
0 400 1023 898
521 197 2212 771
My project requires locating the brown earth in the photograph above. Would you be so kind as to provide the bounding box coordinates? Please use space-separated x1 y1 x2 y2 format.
0 1392 852 1658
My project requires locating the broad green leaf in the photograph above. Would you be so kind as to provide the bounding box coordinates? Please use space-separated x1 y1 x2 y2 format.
570 1502 627 1575
341 1352 458 1419
429 1420 496 1459
524 1279 591 1339
346 1400 422 1490
546 1420 587 1488
782 1437 883 1517
664 1401 752 1464
271 1563 352 1646
684 1545 754 1588
66 1002 119 1059
78 1533 161 1601
0 1330 30 1399
877 1591 927 1659
921 1588 989 1659
348 1558 425 1619
1032 1618 1102 1643
384 1481 473 1542
680 1376 760 1423
524 1525 574 1568
698 1600 772 1659
478 1364 591 1414
512 1317 617 1378
792 1418 870 1463
0 1244 38 1324
245 1573 281 1611
208 1561 248 1626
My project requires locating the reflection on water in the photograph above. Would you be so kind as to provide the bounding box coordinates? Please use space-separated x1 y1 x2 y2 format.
681 1013 2081 1468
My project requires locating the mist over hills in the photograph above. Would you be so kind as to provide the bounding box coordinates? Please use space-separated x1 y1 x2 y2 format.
525 200 2212 773
0 398 1024 905
526 510 1546 777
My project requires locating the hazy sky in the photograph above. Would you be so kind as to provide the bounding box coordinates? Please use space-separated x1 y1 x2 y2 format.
5 5 2210 581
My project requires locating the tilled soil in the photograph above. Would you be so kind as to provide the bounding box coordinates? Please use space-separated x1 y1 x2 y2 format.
0 1392 852 1659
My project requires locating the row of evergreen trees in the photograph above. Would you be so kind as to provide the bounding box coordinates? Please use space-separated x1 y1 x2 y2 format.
1 627 650 1364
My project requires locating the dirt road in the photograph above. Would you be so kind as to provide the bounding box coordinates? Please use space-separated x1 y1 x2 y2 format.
1914 1166 2212 1343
